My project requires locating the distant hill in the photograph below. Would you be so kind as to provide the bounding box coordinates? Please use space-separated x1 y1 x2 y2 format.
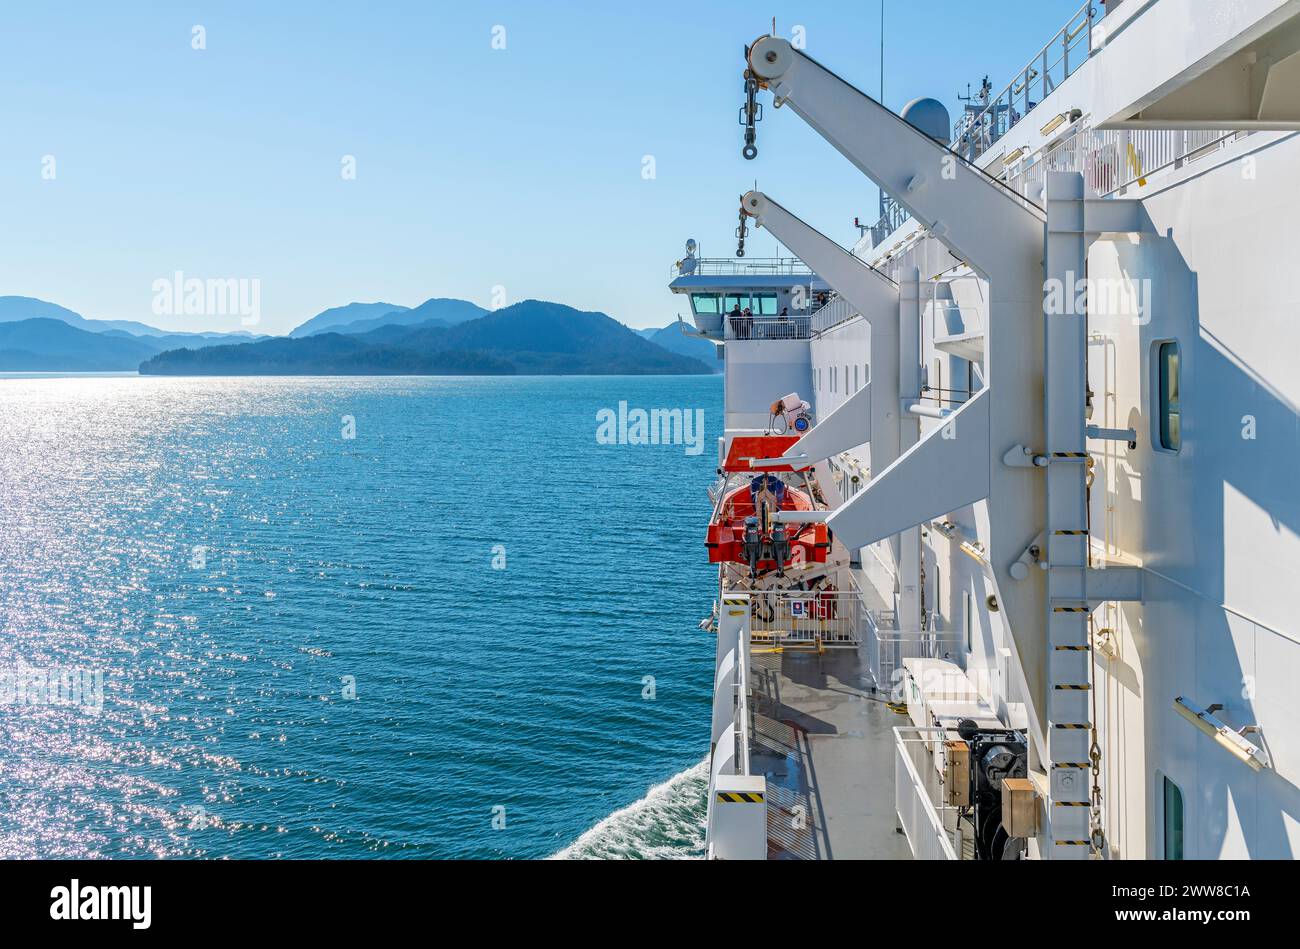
0 318 163 371
288 301 409 337
317 298 490 337
0 318 278 371
640 322 722 373
141 300 713 376
0 295 258 339
138 333 515 375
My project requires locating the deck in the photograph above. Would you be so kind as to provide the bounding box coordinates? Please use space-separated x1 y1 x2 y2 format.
746 567 913 860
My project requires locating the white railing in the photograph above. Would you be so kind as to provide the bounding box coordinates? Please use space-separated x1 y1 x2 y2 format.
866 196 912 248
810 294 856 335
724 315 813 340
953 1 1097 162
868 628 964 696
1006 125 1245 200
745 588 864 649
894 726 960 860
673 257 813 278
706 594 768 859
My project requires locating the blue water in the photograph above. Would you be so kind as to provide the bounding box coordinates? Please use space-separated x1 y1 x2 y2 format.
0 375 721 858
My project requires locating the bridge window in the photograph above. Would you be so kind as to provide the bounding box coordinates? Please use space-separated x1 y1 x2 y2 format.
1163 776 1184 860
754 293 778 316
1155 340 1181 451
691 293 720 315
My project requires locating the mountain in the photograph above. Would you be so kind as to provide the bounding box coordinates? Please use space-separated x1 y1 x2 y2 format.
0 319 163 371
290 298 490 337
139 333 514 375
288 301 410 337
0 317 272 371
140 300 713 376
0 295 256 339
640 322 722 372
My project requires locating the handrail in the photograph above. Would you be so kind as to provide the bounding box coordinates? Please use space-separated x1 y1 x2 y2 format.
672 257 814 278
952 1 1097 161
1004 125 1244 200
810 294 856 335
894 726 959 860
724 315 813 340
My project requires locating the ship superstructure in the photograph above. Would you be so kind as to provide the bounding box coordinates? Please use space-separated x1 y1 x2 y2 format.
673 0 1300 860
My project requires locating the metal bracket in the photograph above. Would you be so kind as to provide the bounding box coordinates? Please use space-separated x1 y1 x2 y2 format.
1002 444 1046 468
1086 424 1137 450
1010 531 1047 580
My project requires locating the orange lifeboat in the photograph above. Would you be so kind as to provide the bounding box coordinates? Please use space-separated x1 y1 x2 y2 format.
706 473 829 576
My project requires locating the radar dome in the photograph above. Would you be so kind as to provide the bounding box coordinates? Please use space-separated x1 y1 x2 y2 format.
901 97 951 145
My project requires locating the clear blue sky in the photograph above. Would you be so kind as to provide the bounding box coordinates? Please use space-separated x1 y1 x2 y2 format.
0 1 1084 334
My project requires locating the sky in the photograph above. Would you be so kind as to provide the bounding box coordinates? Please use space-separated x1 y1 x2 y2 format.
0 1 1086 335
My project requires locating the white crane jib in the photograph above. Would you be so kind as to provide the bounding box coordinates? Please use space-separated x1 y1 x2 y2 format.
737 191 897 473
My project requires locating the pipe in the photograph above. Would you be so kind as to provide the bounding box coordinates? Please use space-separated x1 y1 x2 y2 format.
906 402 954 419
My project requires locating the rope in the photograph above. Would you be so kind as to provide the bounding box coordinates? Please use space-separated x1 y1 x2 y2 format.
1089 611 1105 855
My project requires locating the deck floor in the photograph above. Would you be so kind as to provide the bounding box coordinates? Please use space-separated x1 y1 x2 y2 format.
748 643 913 860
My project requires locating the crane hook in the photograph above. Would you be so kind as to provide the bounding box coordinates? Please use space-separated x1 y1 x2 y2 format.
739 70 761 160
735 198 749 258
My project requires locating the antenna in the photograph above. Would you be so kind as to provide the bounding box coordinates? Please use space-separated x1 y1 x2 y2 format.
879 0 885 218
880 0 885 105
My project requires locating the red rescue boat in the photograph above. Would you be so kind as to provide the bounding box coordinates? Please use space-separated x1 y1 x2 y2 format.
707 436 826 577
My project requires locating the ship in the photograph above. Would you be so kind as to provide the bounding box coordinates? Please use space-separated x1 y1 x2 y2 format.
671 0 1300 860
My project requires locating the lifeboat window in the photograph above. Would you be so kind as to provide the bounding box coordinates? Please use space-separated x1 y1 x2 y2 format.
1163 776 1184 859
1155 340 1181 451
691 294 720 315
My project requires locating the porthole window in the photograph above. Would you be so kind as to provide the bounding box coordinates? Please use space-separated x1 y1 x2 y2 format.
1155 340 1181 451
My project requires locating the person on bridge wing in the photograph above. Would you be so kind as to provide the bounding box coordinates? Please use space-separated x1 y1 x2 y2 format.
729 302 744 338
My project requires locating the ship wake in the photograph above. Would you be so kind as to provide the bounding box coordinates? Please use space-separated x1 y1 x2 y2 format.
550 759 708 860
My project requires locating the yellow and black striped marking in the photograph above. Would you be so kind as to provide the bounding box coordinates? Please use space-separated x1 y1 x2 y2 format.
1053 606 1089 613
1053 800 1090 807
715 792 764 804
723 597 747 606
1053 452 1088 459
1056 839 1091 846
1053 762 1089 769
1053 529 1088 536
1054 683 1091 690
1053 722 1091 729
1054 644 1090 651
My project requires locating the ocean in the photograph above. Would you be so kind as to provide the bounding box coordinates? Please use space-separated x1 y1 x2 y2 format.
0 374 721 859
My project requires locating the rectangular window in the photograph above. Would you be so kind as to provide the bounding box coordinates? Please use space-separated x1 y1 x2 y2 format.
963 590 973 653
754 293 778 316
691 293 720 315
853 365 859 393
1163 776 1184 859
1157 341 1181 451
